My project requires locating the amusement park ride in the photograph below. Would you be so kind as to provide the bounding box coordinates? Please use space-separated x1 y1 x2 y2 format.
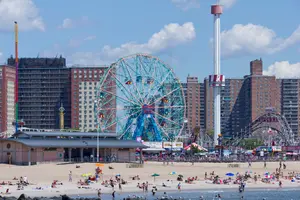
95 54 186 142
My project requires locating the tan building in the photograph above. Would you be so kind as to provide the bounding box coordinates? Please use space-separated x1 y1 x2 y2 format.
0 65 15 134
70 66 107 131
0 131 146 165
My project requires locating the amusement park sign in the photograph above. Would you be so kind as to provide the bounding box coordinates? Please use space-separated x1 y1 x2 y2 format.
142 142 163 149
162 142 183 149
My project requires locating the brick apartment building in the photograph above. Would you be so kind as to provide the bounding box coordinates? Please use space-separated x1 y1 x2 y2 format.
182 77 205 134
239 59 279 133
0 65 16 133
70 66 107 131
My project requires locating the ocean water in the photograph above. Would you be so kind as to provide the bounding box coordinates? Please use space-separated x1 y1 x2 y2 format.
77 188 300 200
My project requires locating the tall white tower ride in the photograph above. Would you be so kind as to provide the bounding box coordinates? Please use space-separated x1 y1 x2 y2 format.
209 0 225 146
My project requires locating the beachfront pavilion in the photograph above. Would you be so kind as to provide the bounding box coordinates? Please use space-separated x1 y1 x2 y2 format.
0 131 147 165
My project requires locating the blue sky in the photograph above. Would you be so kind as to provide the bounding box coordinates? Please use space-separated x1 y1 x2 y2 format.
0 0 299 81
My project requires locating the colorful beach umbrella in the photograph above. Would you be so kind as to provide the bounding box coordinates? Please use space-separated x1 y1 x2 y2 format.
81 173 92 177
169 172 176 175
226 173 234 177
152 173 160 181
96 163 105 167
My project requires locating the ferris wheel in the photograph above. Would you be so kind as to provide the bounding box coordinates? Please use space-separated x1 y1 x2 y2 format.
95 54 185 142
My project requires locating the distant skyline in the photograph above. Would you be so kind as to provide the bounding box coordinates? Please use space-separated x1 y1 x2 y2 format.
0 0 299 80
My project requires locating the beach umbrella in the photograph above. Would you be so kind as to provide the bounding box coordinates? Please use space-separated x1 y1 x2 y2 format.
152 173 160 181
178 174 184 178
96 163 105 167
226 173 234 177
169 172 176 175
82 173 92 177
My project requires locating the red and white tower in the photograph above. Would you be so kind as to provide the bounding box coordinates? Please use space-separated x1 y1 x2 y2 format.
209 0 225 146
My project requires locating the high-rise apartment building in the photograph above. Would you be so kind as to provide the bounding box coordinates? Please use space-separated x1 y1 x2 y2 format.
70 66 107 131
204 78 214 132
279 79 300 136
204 77 243 136
7 57 71 129
186 77 201 132
0 65 15 133
221 78 244 136
241 59 278 131
181 77 205 135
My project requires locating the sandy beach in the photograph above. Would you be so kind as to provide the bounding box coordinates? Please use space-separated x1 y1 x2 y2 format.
0 161 299 198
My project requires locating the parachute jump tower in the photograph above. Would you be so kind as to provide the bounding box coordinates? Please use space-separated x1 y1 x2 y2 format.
209 0 225 146
14 21 19 133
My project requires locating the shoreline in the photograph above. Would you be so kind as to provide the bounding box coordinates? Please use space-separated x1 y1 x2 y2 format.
3 183 299 198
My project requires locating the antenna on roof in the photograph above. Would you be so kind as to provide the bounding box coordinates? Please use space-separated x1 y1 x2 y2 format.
49 54 58 66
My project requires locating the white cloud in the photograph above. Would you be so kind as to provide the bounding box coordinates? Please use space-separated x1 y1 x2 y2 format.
171 0 200 11
0 0 45 31
221 24 300 58
69 22 196 65
59 18 73 29
219 0 237 9
84 36 96 41
263 61 300 78
58 16 90 29
68 36 97 48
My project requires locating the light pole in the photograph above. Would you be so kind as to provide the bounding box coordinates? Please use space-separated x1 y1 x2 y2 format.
94 99 100 162
97 130 99 162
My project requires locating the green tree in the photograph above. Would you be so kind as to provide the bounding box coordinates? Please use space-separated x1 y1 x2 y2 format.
193 126 201 142
191 144 201 154
207 129 214 137
240 138 264 149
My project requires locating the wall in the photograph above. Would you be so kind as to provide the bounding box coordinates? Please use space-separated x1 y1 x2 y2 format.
0 140 64 165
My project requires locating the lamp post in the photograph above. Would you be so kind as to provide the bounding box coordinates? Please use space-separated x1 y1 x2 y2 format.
94 99 100 162
97 130 99 162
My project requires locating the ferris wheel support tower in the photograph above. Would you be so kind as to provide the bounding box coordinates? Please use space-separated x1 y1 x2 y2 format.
209 0 225 146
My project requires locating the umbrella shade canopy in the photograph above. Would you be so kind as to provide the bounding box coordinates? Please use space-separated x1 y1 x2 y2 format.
169 172 176 175
152 173 160 177
184 143 208 151
96 163 105 167
226 173 234 177
178 174 184 177
82 173 92 177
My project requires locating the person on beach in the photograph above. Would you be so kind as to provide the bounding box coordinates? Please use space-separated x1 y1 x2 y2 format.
279 161 282 170
264 161 267 168
112 190 116 199
69 171 72 182
177 182 181 191
97 189 102 199
145 181 148 192
152 188 156 196
279 180 282 188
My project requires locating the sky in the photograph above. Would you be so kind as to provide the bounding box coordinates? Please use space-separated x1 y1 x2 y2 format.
0 0 299 81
